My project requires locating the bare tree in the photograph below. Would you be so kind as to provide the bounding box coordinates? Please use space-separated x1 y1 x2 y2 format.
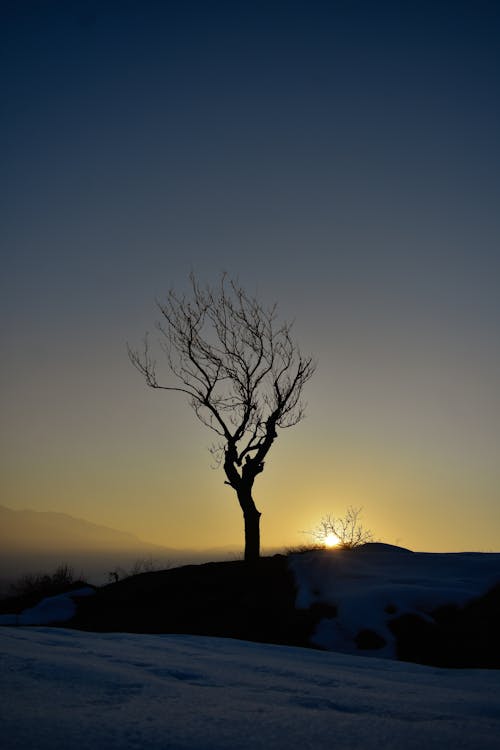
128 274 316 562
310 506 373 549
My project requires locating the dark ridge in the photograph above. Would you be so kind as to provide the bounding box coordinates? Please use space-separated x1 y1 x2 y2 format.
67 555 325 649
389 581 500 669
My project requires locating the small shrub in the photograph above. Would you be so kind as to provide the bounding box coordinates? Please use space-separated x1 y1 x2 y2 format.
308 506 373 549
107 556 169 583
9 564 84 599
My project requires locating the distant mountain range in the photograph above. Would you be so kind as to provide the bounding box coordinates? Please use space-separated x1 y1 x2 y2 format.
0 505 242 588
0 504 174 553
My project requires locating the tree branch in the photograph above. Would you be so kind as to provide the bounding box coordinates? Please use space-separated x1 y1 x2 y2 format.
129 274 316 484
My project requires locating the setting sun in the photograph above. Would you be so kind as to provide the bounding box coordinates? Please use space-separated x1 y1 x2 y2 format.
324 532 340 548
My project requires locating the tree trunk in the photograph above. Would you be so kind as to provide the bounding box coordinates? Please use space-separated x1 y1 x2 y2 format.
243 505 261 563
237 485 261 563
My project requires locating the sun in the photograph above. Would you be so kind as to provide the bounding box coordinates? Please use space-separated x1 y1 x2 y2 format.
324 532 340 548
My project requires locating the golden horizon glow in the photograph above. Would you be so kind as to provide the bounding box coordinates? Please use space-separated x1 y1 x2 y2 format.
324 532 340 548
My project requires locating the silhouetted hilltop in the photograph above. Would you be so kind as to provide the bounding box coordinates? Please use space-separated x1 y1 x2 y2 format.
60 555 326 648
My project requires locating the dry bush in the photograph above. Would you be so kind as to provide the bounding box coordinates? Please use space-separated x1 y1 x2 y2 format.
9 564 84 599
309 506 373 549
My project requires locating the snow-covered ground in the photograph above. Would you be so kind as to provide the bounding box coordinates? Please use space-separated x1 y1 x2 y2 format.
2 626 500 750
0 587 96 626
2 544 500 748
291 543 500 657
4 544 500 654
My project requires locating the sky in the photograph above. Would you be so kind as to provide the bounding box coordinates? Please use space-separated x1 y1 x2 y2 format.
1 0 500 554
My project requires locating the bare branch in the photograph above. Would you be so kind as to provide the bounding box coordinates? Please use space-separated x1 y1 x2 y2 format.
307 507 373 549
129 273 316 518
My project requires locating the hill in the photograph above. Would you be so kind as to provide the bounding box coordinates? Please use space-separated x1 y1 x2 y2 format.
3 544 500 669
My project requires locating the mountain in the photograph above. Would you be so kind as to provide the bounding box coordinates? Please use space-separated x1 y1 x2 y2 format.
0 505 240 587
0 505 173 553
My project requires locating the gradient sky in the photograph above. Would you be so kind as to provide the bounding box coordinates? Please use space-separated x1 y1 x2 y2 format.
2 0 500 553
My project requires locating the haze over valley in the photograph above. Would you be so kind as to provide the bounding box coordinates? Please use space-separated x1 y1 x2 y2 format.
0 505 240 590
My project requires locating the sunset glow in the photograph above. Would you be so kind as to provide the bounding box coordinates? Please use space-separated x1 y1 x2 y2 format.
324 533 340 548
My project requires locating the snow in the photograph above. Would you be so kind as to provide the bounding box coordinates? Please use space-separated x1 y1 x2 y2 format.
2 545 500 748
0 587 95 626
290 543 500 656
2 627 500 750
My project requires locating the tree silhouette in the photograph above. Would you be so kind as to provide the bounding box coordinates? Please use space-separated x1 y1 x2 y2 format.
129 274 316 562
